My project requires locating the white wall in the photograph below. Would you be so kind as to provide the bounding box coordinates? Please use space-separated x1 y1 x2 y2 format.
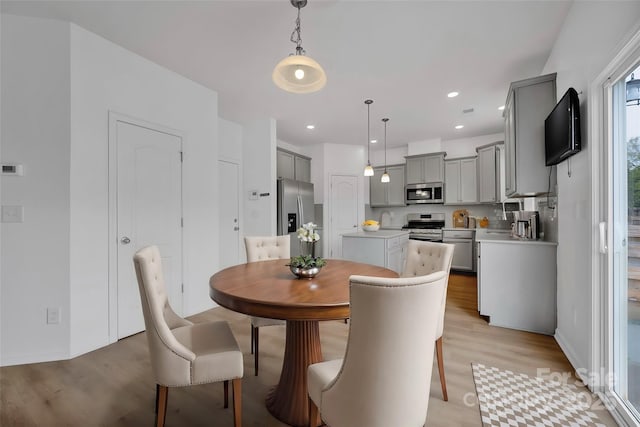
219 118 244 263
1 15 71 365
1 14 220 365
541 1 640 375
441 133 504 159
242 119 277 238
277 139 313 158
220 118 243 162
321 144 366 258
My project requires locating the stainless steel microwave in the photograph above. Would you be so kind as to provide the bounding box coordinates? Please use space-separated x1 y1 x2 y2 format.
405 183 444 204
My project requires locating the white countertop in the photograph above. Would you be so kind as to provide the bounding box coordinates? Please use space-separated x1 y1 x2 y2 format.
475 234 557 246
342 230 409 239
442 227 476 232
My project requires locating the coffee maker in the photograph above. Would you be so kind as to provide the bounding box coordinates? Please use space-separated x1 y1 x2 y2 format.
512 211 540 240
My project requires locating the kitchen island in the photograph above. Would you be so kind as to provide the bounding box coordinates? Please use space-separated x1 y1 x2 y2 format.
341 230 409 274
476 231 557 335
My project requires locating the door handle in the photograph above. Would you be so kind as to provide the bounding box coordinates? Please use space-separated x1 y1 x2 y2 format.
121 236 131 244
233 226 239 231
599 222 607 254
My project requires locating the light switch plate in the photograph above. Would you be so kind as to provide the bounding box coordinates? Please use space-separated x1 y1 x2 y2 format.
1 205 24 223
47 307 61 324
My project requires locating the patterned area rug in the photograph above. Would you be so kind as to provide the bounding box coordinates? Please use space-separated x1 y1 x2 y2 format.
471 363 606 427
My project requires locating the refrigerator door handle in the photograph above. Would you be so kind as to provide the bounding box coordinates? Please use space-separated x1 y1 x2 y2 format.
297 195 302 228
299 194 305 225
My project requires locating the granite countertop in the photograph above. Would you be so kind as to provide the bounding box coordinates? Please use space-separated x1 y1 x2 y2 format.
342 230 410 239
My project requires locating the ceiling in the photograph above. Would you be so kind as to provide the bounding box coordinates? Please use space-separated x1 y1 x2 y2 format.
1 0 574 148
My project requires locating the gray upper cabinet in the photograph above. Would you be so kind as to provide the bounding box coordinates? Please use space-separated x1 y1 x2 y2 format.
370 164 406 207
277 148 312 182
444 157 477 204
294 155 311 183
477 143 505 203
405 152 445 184
503 73 556 197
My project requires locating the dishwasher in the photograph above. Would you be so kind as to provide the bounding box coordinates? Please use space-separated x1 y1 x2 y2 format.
442 229 475 272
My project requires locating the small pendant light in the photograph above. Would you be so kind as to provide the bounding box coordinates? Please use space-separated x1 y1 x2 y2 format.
381 118 390 183
364 99 374 177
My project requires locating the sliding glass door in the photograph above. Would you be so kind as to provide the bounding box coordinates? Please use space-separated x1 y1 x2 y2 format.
610 63 640 421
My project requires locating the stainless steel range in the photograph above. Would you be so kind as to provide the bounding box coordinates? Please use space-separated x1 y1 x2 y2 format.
402 213 445 241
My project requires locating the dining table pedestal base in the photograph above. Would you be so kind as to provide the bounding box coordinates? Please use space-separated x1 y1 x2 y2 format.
266 320 323 427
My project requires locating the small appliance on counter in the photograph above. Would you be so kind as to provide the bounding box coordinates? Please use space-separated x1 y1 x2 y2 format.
452 209 469 228
512 210 540 240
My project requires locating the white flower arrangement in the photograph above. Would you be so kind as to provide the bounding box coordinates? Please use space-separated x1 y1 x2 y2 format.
289 222 326 270
297 222 320 243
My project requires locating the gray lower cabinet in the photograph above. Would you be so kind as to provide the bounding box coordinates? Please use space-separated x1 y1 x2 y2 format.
342 231 409 274
477 239 557 335
370 164 406 207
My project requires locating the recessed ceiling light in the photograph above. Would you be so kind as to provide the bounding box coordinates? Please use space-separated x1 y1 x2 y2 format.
370 139 378 144
447 91 459 98
306 124 315 130
455 125 464 129
498 105 505 111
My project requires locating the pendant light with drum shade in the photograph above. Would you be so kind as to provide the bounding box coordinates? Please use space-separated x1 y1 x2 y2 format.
272 0 327 94
381 118 390 183
364 99 374 177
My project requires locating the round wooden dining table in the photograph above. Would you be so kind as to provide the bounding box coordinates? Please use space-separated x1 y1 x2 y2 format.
210 259 397 427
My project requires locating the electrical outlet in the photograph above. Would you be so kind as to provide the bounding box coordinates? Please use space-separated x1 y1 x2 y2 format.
47 307 60 324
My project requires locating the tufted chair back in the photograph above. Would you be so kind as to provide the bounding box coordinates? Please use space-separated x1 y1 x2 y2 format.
134 245 196 386
244 235 290 262
401 240 454 338
308 272 447 427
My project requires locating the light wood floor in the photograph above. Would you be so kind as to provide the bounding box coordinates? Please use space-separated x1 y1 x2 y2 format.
0 274 618 426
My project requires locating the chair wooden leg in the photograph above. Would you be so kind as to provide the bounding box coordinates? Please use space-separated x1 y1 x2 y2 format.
155 384 168 427
435 336 448 401
223 380 229 408
254 327 259 376
232 378 242 427
250 324 254 354
308 397 320 427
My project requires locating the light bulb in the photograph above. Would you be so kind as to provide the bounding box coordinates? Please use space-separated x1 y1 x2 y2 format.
381 172 390 183
294 68 305 80
364 164 374 177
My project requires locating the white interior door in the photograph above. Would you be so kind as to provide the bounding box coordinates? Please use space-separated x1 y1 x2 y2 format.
116 119 183 339
219 160 241 268
330 175 359 258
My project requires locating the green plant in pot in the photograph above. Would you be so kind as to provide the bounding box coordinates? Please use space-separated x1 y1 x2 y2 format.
288 222 326 278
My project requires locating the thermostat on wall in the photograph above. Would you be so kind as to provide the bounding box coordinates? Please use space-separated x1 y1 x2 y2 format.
1 164 24 176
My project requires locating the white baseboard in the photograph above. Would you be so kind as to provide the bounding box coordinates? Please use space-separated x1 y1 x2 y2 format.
1 350 70 367
554 328 589 386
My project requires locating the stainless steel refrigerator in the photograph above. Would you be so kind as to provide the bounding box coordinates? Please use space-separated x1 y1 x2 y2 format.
277 178 315 257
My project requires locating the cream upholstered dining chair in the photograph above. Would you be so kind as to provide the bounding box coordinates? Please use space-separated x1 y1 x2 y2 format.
134 245 243 427
244 235 290 376
402 240 455 401
307 271 447 427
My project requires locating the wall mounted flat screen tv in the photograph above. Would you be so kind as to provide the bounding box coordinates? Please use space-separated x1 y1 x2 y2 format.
545 87 581 166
